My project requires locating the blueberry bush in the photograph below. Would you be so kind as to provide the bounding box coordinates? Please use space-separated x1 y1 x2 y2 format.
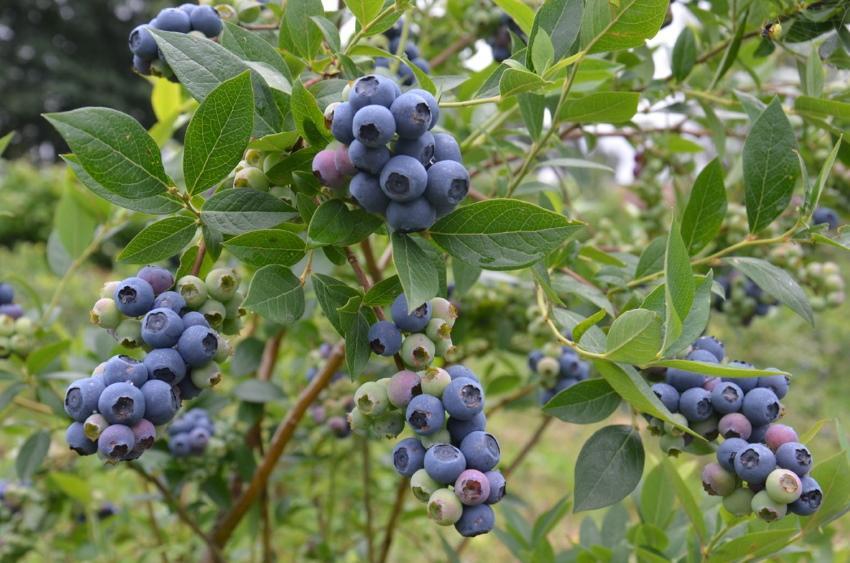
2 0 850 560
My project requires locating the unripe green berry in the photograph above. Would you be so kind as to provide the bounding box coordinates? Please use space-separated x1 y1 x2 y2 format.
200 300 226 328
263 153 283 174
436 338 458 360
84 413 109 441
371 410 405 439
13 317 35 336
765 468 802 504
751 490 787 522
426 318 451 342
177 275 209 309
222 318 241 335
401 334 435 370
536 356 560 378
827 291 845 307
427 488 463 526
0 336 10 357
420 367 451 396
411 468 441 502
100 281 120 299
113 319 143 348
659 433 685 456
235 159 250 173
191 362 222 388
9 334 32 355
91 298 121 329
822 261 840 276
347 407 370 436
234 167 269 190
354 381 389 417
419 428 451 449
214 335 232 363
665 413 689 437
825 274 844 291
205 268 240 302
0 315 15 336
224 290 244 319
430 297 458 327
244 148 263 167
722 487 754 516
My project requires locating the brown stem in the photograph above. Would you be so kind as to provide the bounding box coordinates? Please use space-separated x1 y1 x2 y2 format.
378 478 408 563
504 416 553 478
361 438 375 563
209 344 346 549
484 384 535 417
429 33 477 69
360 239 383 283
191 240 207 277
142 482 170 563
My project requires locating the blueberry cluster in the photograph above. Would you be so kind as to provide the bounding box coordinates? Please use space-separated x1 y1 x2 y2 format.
770 243 845 311
0 283 35 359
128 3 223 76
64 266 233 463
375 20 430 85
168 408 215 457
487 14 524 62
813 206 839 230
528 344 591 404
714 272 777 326
315 75 470 232
366 295 458 366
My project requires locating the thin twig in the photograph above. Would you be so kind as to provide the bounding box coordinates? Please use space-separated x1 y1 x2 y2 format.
504 416 553 478
361 438 375 563
191 240 207 277
360 239 383 283
429 33 477 69
377 245 393 272
378 478 408 563
142 482 170 563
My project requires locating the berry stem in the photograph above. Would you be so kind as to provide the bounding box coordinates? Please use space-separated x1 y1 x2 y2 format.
438 95 502 108
360 239 383 283
377 477 409 563
429 33 477 69
190 240 207 277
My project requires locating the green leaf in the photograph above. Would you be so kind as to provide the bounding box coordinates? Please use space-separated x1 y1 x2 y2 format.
312 274 361 336
499 68 552 98
430 199 583 271
531 496 572 544
45 108 170 199
16 430 50 481
344 0 382 28
62 155 180 215
243 265 305 325
527 0 582 70
803 46 824 98
492 0 535 35
544 379 620 424
651 359 787 379
605 309 662 364
803 136 841 217
49 472 92 504
735 90 766 121
310 16 341 53
25 341 71 375
572 308 606 344
201 189 296 235
118 217 197 264
530 28 555 73
560 92 639 123
710 9 748 88
223 229 306 267
634 237 666 279
233 380 285 403
0 131 14 156
291 81 331 146
671 27 696 82
0 383 25 412
664 273 713 357
551 275 615 316
727 256 814 325
585 0 669 55
279 0 325 59
363 275 403 306
802 450 850 531
518 93 546 141
54 190 96 259
707 530 797 562
307 200 383 246
345 311 371 377
183 72 254 194
743 98 800 233
660 457 708 543
220 22 292 78
663 220 693 349
392 233 440 312
681 158 726 255
554 308 606 353
794 96 850 120
248 131 301 153
574 425 644 512
639 464 675 529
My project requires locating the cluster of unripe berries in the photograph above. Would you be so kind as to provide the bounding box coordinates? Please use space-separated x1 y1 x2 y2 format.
374 20 430 85
128 3 223 76
528 343 590 404
314 75 470 232
714 272 777 326
0 283 35 359
367 295 458 366
350 295 504 536
770 244 845 311
64 266 233 463
647 336 822 521
168 408 215 457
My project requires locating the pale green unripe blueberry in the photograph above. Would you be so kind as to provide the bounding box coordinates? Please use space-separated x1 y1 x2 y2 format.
200 300 226 328
9 334 32 355
244 148 263 167
84 413 109 441
376 377 392 390
13 317 35 336
426 318 451 342
807 262 823 277
427 488 463 525
91 298 121 329
222 318 241 335
341 83 352 102
234 167 269 190
536 356 560 378
0 336 10 356
235 159 250 173
429 297 458 327
420 367 451 396
263 153 283 174
825 274 844 291
411 468 441 502
765 468 802 504
224 290 244 319
827 291 845 307
419 428 451 449
660 433 685 457
722 487 754 516
191 362 222 388
436 338 457 360
810 296 826 311
354 381 389 417
665 413 689 437
348 407 371 436
323 101 340 124
214 335 232 363
752 490 787 522
177 275 208 309
371 410 405 439
100 281 120 299
113 319 143 348
823 261 840 276
205 268 240 302
0 315 15 336
401 334 435 370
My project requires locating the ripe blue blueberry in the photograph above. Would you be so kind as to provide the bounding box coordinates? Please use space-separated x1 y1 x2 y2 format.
758 373 789 399
447 412 487 445
189 427 211 453
178 3 197 15
554 378 578 394
103 355 148 388
113 277 155 317
153 7 191 32
454 504 495 537
98 382 146 426
679 387 714 422
528 350 544 372
405 394 445 435
446 365 479 382
389 37 420 59
176 325 219 367
348 75 399 111
169 433 192 457
138 265 174 295
64 377 106 422
425 160 469 216
665 367 705 392
189 5 222 37
558 349 580 377
716 437 748 472
140 380 180 425
0 303 22 319
353 105 396 147
66 422 97 456
331 102 355 144
424 444 467 484
433 133 462 163
350 173 390 215
390 93 432 139
734 443 776 485
484 470 506 504
742 387 781 426
812 207 839 230
153 291 187 314
312 150 346 189
711 381 744 414
455 469 491 506
141 307 185 348
788 475 823 516
129 25 158 60
442 377 484 421
177 374 203 400
380 155 428 202
0 283 12 305
391 294 432 332
181 311 210 329
348 141 391 175
651 383 679 412
693 335 725 362
392 437 426 476
723 361 758 392
130 418 156 455
775 442 813 477
718 412 752 440
460 431 500 472
407 89 440 130
394 131 435 166
143 347 187 385
98 424 136 462
386 198 436 233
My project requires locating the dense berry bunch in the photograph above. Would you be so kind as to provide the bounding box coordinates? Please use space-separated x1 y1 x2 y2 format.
375 20 430 85
350 295 505 536
0 283 36 359
366 295 458 366
713 272 777 325
128 3 223 76
63 266 234 463
528 344 591 404
168 408 215 457
314 75 470 232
